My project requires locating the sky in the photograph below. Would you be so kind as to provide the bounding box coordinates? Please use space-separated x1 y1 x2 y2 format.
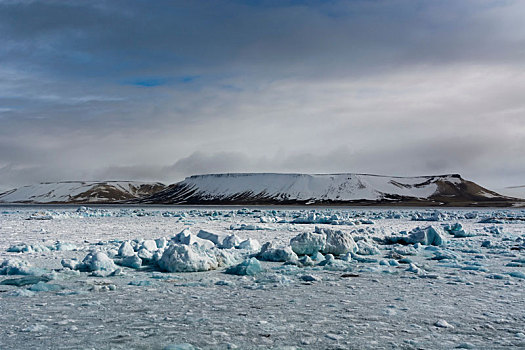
0 0 524 191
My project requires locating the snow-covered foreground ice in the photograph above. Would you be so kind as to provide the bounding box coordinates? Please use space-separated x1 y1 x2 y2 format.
0 205 524 349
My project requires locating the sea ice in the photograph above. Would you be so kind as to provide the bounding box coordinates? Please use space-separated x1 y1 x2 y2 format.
0 258 40 275
405 263 422 274
141 239 158 252
258 243 299 263
155 237 168 249
434 319 454 328
197 229 224 245
290 232 326 255
236 238 261 251
7 243 50 253
137 247 154 262
387 226 446 246
220 234 242 249
445 223 473 238
6 288 36 297
315 227 358 255
356 240 381 255
117 254 142 269
28 281 65 292
509 271 525 279
77 251 117 273
118 241 135 257
158 244 218 272
298 255 315 266
61 259 80 270
172 229 216 249
225 257 263 276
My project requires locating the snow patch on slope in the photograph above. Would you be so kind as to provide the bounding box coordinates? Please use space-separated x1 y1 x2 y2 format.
0 181 165 203
179 173 447 202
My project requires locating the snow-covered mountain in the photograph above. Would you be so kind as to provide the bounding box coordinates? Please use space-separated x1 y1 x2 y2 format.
138 173 514 206
494 185 525 199
1 174 517 206
0 181 166 204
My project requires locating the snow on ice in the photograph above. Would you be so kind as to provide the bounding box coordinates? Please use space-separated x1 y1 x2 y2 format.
0 206 524 349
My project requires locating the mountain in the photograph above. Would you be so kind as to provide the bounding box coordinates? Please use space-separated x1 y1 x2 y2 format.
494 185 525 200
1 174 519 206
0 181 166 204
137 173 518 206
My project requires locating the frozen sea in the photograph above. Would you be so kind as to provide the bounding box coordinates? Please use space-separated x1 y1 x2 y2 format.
0 205 524 349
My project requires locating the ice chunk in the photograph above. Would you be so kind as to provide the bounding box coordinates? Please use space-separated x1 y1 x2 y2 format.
318 254 351 271
317 254 334 265
172 229 215 249
0 275 50 287
230 223 265 231
340 252 352 262
225 257 263 276
61 259 80 270
158 244 218 272
0 259 42 276
7 244 50 253
118 241 135 257
356 240 381 255
197 229 224 245
215 249 243 268
300 274 321 282
152 249 164 265
128 280 152 286
387 226 446 246
137 248 154 262
392 245 418 256
7 289 36 297
290 232 326 255
444 223 473 238
53 242 77 251
298 255 315 267
431 249 460 261
28 281 65 292
312 252 325 262
258 243 298 263
405 263 422 274
434 319 454 328
27 212 53 220
315 227 358 255
141 240 157 252
220 234 242 249
236 238 261 251
78 251 117 273
117 254 142 269
155 237 168 249
484 226 503 235
413 226 446 246
509 271 525 279
388 259 400 266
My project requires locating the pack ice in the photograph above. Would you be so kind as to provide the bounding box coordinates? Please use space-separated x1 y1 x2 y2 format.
0 206 524 350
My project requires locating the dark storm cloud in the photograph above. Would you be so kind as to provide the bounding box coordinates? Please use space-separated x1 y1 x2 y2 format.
0 0 524 191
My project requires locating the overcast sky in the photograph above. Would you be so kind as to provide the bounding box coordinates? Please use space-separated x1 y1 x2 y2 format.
1 0 524 191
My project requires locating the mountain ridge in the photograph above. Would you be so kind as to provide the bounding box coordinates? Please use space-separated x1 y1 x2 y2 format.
0 173 521 206
137 173 519 207
0 181 165 204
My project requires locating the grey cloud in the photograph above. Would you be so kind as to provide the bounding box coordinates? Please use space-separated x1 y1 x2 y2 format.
0 0 524 191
